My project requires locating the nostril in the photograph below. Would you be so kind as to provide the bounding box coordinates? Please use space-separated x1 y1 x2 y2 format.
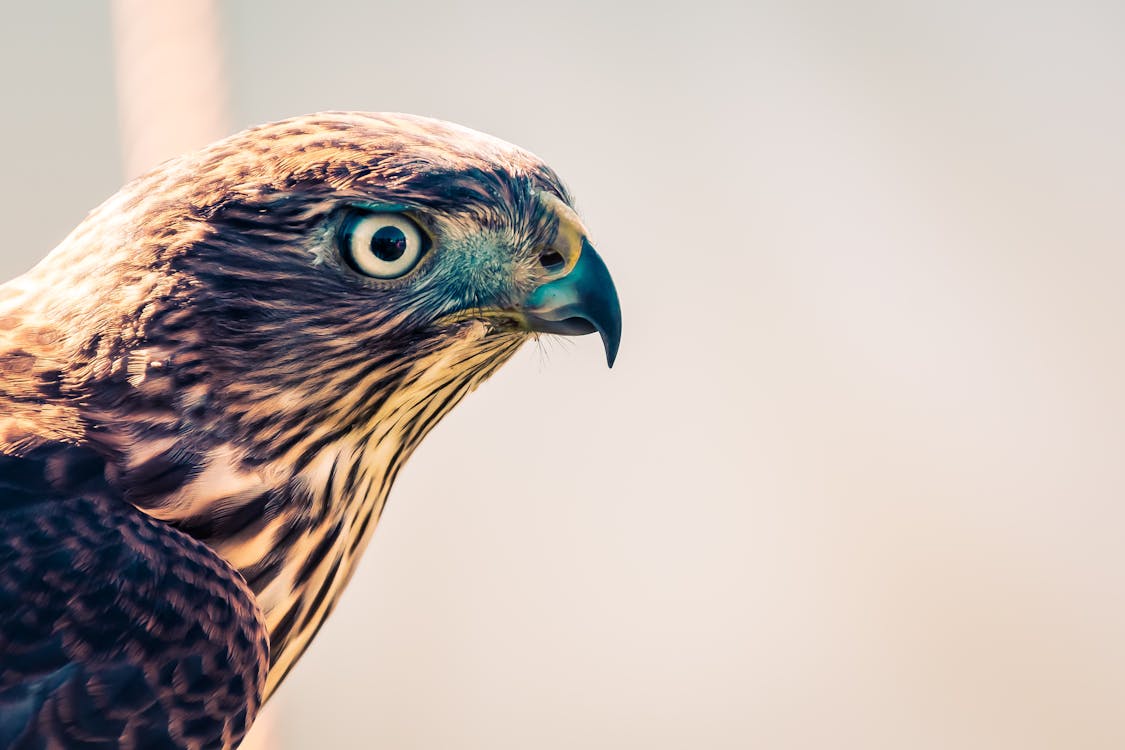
539 250 565 270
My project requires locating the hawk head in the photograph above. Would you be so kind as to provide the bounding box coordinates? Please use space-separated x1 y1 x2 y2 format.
0 112 620 693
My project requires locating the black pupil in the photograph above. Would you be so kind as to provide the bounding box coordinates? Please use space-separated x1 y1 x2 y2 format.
370 226 408 262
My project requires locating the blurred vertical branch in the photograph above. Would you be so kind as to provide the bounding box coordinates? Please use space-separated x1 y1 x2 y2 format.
109 2 277 747
110 0 228 179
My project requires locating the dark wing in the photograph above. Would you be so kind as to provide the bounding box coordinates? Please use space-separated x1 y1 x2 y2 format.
0 446 268 750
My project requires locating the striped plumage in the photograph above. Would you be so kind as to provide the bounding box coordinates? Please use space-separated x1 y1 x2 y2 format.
0 112 620 746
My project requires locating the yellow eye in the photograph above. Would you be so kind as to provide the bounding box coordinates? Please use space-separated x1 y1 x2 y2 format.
340 211 428 279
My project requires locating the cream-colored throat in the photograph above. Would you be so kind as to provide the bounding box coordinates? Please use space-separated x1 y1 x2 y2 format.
137 321 527 698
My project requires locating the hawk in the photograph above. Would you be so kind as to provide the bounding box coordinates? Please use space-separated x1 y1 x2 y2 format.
0 112 620 748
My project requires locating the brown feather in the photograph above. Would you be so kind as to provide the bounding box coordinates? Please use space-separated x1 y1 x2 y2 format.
0 112 578 703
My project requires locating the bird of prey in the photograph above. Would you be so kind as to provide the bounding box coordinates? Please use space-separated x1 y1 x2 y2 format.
0 112 620 748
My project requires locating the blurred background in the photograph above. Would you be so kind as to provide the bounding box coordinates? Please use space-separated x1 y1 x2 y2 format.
3 1 1124 748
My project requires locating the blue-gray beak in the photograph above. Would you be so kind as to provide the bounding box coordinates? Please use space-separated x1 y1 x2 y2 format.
521 239 622 367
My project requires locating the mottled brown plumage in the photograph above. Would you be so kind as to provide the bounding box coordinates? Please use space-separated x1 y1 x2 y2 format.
0 446 267 747
0 112 620 746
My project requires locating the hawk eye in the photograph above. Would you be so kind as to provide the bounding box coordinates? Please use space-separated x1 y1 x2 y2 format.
340 211 428 279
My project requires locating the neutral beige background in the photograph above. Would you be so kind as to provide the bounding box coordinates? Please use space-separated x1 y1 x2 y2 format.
3 1 1125 748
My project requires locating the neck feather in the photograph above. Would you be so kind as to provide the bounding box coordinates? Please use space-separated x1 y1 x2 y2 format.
113 322 525 697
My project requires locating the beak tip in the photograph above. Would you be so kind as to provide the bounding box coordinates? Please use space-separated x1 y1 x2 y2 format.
601 326 621 368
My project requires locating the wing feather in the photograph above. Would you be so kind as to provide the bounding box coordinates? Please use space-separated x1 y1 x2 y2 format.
0 447 268 749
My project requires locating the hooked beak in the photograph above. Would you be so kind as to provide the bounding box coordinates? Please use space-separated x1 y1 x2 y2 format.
521 238 622 367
